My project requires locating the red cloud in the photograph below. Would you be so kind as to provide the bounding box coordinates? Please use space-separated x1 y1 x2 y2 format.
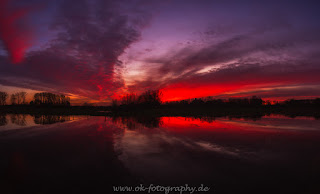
159 64 320 101
0 0 32 64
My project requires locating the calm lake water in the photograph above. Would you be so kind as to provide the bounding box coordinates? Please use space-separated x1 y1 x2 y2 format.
0 114 320 194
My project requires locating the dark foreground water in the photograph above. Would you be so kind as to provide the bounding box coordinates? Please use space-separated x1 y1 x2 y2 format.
0 114 320 194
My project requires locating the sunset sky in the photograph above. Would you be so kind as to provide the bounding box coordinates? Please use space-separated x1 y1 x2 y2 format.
1 0 320 105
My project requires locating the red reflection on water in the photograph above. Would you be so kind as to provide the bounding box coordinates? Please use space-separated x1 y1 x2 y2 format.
159 116 317 134
161 116 266 131
263 114 316 120
160 117 236 131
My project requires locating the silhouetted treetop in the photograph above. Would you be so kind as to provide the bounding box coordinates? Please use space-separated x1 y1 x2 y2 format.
31 92 70 106
112 90 162 109
0 91 8 106
10 92 27 105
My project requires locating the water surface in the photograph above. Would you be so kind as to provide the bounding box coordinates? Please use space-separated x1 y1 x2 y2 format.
1 114 320 194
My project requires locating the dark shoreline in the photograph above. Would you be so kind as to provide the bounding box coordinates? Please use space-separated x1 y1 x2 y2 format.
0 105 319 119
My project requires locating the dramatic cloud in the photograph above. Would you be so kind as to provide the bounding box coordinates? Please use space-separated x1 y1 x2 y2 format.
160 63 320 101
0 0 151 104
0 0 33 63
123 1 320 101
0 0 320 104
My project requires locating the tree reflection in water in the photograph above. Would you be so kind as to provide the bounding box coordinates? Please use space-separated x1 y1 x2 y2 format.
33 115 71 125
10 114 26 126
0 114 7 126
112 116 163 130
111 114 267 130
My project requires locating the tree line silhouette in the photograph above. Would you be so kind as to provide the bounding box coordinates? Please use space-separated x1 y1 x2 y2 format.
0 91 70 106
11 92 27 105
0 92 8 106
30 92 70 106
1 89 320 119
163 95 265 108
110 90 320 119
112 90 162 109
0 91 27 105
110 90 269 110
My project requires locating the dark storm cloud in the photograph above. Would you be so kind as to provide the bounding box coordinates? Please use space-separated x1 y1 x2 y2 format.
0 0 151 99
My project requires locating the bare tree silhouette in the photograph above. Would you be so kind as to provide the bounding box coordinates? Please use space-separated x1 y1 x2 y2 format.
10 94 17 105
113 90 163 109
9 92 27 105
20 92 27 104
32 92 70 106
0 91 8 105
